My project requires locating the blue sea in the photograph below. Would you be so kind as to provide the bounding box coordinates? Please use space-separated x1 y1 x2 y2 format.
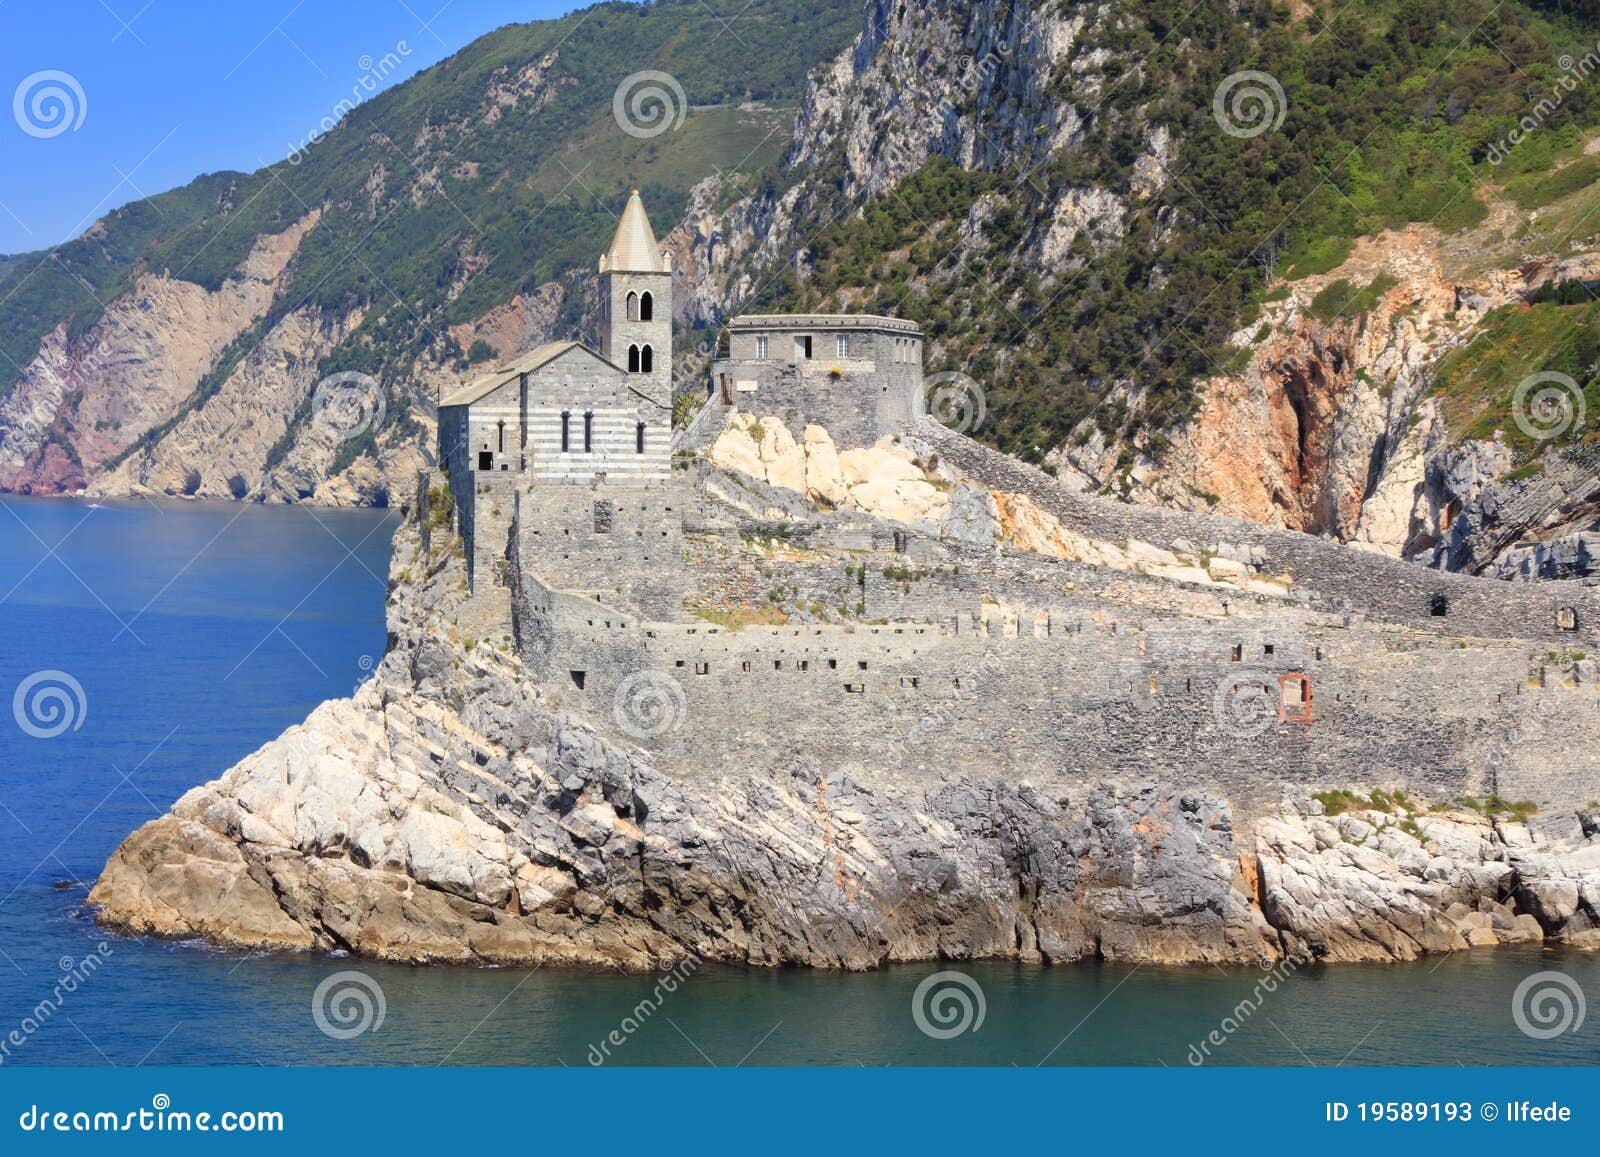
0 493 1596 1067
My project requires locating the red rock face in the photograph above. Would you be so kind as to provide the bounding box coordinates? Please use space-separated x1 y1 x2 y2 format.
12 441 87 495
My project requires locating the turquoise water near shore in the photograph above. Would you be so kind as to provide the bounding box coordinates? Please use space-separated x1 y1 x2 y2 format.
0 494 1596 1067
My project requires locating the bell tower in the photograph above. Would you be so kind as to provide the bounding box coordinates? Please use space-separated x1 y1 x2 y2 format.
599 189 673 407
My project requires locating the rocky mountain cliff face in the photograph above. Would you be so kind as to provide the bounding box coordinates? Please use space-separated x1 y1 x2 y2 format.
3 0 1597 577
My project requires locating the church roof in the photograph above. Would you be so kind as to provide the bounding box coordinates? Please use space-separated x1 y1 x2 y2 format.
439 340 634 408
441 341 581 408
600 190 665 273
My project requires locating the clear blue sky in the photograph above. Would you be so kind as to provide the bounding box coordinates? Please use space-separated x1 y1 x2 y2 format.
0 0 586 254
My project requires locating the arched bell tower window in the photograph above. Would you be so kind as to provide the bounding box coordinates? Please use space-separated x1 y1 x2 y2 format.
640 291 653 321
626 292 639 322
641 344 654 373
628 344 640 373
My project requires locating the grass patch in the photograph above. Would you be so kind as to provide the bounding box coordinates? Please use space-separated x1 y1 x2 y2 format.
1306 275 1398 322
1506 156 1600 212
1285 236 1353 280
689 605 786 630
1429 297 1600 458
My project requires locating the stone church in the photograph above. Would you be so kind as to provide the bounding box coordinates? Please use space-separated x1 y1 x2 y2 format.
438 189 928 602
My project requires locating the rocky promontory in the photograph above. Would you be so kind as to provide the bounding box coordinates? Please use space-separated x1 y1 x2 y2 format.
89 515 1600 968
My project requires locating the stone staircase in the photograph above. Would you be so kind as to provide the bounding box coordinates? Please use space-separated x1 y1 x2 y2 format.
672 395 731 453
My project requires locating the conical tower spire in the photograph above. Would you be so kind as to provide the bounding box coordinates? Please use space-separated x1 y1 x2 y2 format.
601 189 667 273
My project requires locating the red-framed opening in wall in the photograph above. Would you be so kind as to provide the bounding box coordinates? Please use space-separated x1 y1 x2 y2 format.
1278 672 1313 723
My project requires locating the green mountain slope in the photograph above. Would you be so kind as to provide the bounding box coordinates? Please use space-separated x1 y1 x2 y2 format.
751 0 1600 463
0 0 859 400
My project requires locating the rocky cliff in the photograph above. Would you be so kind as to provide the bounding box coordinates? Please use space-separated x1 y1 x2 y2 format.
89 474 1600 968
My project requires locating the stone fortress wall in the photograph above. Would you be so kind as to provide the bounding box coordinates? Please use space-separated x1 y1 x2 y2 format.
500 448 1600 813
439 195 1596 815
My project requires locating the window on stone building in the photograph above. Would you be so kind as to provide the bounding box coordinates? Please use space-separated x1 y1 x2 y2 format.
1558 606 1578 630
893 530 908 553
1230 644 1242 662
641 345 654 373
845 683 865 695
560 411 570 453
478 451 493 471
626 292 639 321
858 660 868 670
836 334 850 358
569 671 586 690
741 661 751 673
695 662 709 675
1264 644 1275 656
628 344 640 372
827 659 838 669
1430 594 1449 617
584 411 594 453
756 335 768 359
795 336 812 360
640 292 653 321
636 422 646 454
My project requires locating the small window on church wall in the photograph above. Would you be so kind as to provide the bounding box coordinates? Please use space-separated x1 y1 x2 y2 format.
641 345 654 373
836 334 850 358
626 292 639 322
478 451 493 471
640 292 653 321
560 411 570 452
628 345 640 372
756 335 768 359
583 412 594 453
636 422 646 454
795 336 812 360
497 420 505 452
